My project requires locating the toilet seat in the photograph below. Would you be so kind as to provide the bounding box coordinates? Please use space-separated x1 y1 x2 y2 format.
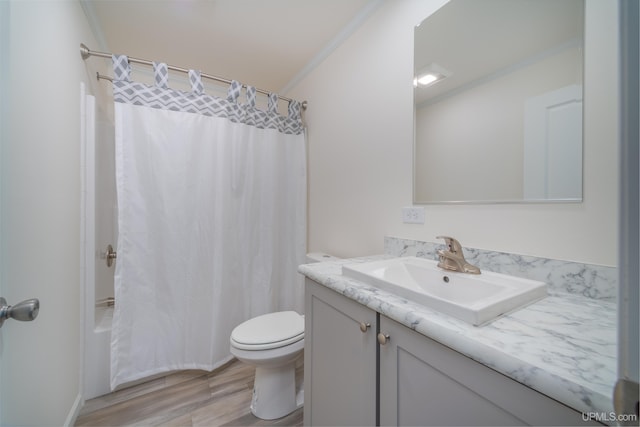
231 311 304 351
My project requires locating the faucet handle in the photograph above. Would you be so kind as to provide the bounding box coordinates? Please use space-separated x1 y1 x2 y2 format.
436 235 463 254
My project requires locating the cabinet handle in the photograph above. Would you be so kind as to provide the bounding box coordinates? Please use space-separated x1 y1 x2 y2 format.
377 333 390 345
359 322 371 333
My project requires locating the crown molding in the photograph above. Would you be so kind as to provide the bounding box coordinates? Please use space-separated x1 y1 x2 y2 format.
280 0 384 96
80 0 109 52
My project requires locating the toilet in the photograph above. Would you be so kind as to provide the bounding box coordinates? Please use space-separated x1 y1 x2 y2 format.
229 252 339 420
230 311 304 420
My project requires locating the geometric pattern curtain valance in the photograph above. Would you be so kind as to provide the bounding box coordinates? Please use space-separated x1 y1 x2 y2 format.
111 55 304 135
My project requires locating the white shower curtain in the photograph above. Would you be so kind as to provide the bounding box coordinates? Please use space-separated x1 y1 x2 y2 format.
110 57 306 389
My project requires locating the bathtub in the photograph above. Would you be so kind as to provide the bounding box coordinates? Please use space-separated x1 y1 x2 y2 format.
84 305 113 399
95 305 114 333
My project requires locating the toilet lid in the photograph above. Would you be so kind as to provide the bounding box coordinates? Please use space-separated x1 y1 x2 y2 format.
231 311 304 350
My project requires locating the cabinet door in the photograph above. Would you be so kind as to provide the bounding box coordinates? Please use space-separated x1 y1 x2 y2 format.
379 315 593 426
304 279 377 426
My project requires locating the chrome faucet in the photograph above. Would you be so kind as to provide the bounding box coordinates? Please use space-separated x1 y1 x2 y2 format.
436 236 481 275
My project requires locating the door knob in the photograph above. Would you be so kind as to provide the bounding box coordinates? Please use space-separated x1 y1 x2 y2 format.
0 297 40 328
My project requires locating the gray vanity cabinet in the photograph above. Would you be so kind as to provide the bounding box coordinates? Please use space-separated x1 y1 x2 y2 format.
304 278 598 426
303 279 377 426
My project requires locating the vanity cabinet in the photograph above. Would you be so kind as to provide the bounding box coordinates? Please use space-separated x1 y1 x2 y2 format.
305 278 599 426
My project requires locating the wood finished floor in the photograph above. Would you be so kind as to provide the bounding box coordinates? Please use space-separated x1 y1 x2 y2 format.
75 359 303 427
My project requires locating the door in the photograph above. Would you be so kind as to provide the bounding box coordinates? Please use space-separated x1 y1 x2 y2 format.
0 2 47 422
378 315 595 426
304 279 377 426
378 316 527 426
523 84 583 201
615 0 640 422
1 1 87 424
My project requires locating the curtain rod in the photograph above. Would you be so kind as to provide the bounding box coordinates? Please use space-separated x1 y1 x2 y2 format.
80 43 307 110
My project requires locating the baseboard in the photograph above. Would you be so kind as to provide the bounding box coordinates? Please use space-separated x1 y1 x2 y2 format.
64 393 84 427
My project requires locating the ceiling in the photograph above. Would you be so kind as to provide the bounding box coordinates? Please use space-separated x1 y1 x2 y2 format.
83 0 374 95
414 0 584 105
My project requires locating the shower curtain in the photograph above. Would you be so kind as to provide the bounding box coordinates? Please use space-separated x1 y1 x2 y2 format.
110 56 306 389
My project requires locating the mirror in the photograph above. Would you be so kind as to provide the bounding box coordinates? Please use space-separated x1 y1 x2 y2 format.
414 0 584 204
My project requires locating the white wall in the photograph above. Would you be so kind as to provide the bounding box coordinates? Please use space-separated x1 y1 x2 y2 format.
0 1 104 424
288 0 618 266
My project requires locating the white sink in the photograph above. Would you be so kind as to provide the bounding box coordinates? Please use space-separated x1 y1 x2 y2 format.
342 257 547 325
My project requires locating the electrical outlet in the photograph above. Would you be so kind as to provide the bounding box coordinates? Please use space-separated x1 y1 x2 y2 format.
402 206 425 224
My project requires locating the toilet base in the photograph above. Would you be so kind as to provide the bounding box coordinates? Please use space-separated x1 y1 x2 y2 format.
250 362 303 420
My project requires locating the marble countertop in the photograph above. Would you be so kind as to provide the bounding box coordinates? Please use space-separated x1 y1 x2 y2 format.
299 255 617 419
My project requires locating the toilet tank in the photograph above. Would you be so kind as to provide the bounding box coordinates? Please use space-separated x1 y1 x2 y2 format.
306 252 340 263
